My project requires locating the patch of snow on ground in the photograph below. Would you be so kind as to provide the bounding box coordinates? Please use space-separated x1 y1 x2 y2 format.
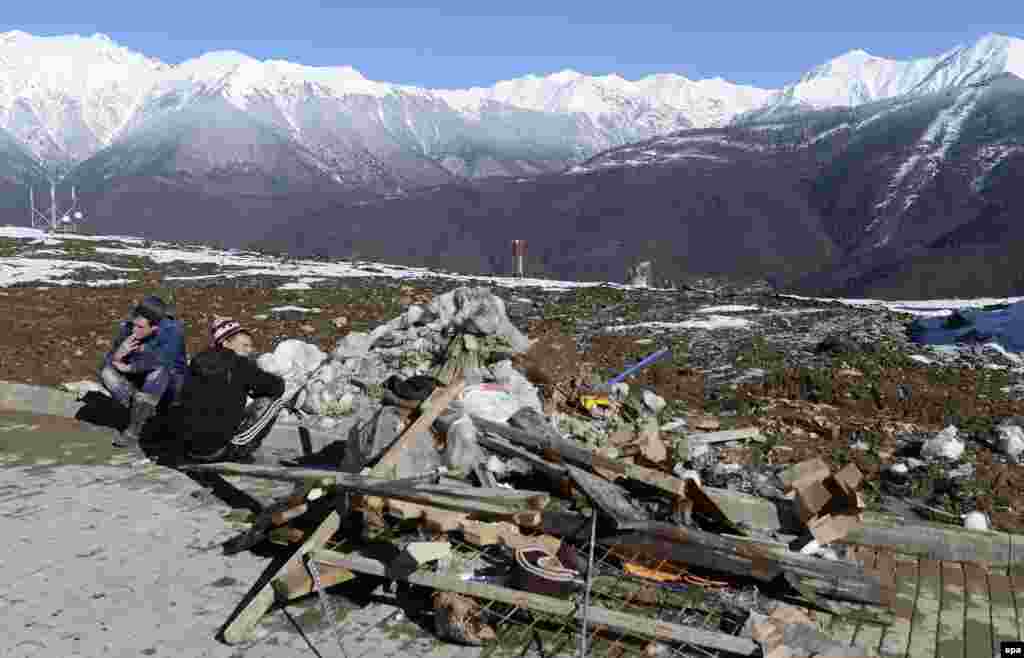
0 226 146 244
697 304 761 313
909 354 934 365
785 294 1024 314
0 258 137 287
985 342 1024 366
269 306 322 314
84 279 135 287
764 308 831 316
607 315 755 333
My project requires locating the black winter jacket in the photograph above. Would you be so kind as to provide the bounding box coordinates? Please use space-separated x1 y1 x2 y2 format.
178 347 285 458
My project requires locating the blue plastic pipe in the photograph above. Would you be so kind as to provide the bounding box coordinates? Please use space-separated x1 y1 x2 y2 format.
598 347 671 390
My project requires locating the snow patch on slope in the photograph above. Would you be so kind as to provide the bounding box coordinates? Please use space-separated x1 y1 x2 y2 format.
867 87 980 239
971 143 1024 191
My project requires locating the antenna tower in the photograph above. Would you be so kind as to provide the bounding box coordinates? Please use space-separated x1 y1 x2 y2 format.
29 179 84 234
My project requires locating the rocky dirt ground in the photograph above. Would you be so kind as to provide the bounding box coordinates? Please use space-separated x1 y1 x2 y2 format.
3 229 1024 537
3 272 1024 535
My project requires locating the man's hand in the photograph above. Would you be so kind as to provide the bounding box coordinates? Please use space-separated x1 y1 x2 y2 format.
113 336 139 361
112 359 132 373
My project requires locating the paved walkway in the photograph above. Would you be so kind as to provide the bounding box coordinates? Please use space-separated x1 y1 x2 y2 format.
0 410 479 658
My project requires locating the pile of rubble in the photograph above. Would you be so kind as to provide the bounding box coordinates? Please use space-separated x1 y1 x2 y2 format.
188 286 1015 658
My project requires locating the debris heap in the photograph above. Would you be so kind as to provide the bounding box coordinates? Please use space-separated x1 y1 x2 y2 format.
183 285 1016 658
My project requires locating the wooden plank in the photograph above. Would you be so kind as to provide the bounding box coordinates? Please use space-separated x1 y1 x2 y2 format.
221 510 340 645
879 558 918 658
186 462 544 519
906 559 941 658
565 463 648 530
472 414 689 498
702 487 1015 566
476 432 568 476
273 561 355 601
989 571 1018 650
962 562 993 658
685 427 764 445
606 524 889 605
310 547 760 655
937 562 966 658
183 462 434 487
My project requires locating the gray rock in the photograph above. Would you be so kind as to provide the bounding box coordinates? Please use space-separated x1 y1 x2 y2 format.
996 424 1024 459
353 356 387 387
947 463 975 481
333 332 373 359
442 416 486 474
964 511 990 531
642 390 666 415
345 406 404 470
426 287 532 353
906 458 927 470
921 425 964 461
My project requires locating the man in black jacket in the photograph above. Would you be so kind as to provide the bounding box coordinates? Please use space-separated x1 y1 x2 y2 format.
177 318 286 462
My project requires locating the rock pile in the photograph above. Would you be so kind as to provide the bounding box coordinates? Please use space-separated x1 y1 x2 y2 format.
257 286 542 442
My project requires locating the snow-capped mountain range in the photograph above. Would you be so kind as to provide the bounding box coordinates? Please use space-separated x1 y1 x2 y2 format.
0 30 1021 184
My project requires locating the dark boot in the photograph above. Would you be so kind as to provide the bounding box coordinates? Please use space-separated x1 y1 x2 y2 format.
113 393 158 450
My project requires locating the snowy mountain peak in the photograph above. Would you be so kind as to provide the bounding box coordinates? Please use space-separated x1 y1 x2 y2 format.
548 69 585 82
751 33 1024 119
0 31 168 167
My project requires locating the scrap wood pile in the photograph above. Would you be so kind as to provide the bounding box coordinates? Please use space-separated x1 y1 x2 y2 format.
186 287 994 658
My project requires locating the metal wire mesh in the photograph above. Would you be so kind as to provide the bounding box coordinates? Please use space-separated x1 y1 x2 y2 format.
321 526 758 658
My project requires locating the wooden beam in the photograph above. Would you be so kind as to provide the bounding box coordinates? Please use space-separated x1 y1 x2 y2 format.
701 486 1015 566
606 522 890 606
221 510 340 645
471 415 688 498
566 463 649 530
273 561 355 601
309 547 759 656
476 432 569 480
471 414 594 466
183 463 536 518
686 427 764 444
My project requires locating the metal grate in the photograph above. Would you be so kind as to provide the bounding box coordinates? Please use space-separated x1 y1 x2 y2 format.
321 528 759 658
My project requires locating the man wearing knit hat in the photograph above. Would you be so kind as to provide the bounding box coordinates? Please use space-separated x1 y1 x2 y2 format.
173 317 285 462
99 295 188 452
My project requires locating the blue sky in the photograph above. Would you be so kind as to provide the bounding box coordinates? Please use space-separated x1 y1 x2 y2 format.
2 1 1022 89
